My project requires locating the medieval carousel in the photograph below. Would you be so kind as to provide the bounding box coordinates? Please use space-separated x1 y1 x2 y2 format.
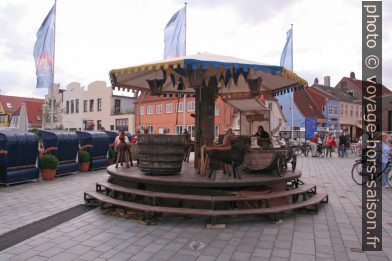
84 53 328 225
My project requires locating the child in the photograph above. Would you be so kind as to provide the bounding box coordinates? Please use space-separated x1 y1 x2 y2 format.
115 129 130 168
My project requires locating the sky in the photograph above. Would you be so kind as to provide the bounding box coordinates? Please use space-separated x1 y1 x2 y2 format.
0 0 391 98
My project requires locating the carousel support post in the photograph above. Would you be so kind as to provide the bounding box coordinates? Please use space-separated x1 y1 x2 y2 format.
194 77 218 169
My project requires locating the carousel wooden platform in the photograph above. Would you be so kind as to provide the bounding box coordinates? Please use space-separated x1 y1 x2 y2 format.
84 162 328 224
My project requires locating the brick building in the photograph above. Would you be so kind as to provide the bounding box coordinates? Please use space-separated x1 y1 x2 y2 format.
135 95 235 139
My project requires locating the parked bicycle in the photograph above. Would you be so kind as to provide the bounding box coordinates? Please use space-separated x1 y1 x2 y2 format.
291 142 311 157
351 158 392 186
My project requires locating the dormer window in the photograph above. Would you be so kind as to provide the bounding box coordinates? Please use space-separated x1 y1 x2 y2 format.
6 102 13 109
347 90 354 97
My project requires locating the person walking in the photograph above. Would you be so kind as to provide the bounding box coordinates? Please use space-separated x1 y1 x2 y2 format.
344 132 351 157
310 132 319 157
325 133 336 158
338 131 347 157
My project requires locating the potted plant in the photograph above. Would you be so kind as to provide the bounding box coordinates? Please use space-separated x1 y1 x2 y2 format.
39 154 58 180
79 150 91 172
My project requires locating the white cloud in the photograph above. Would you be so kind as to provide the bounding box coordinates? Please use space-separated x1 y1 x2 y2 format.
0 0 390 98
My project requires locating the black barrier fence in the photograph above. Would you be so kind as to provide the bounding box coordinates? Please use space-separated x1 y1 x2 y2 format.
362 1 382 251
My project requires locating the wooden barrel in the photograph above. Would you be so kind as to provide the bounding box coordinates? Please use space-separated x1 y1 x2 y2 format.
137 134 186 175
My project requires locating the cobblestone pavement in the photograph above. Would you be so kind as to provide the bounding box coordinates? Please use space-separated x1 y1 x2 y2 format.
1 154 392 261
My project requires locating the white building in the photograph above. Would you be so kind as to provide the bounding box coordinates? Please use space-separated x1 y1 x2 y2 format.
62 81 136 133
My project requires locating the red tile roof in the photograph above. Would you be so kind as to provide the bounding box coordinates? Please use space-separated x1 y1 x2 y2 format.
294 87 324 119
0 95 44 114
12 101 44 128
343 77 391 95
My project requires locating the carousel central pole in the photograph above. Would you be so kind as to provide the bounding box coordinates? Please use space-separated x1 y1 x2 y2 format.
193 76 217 169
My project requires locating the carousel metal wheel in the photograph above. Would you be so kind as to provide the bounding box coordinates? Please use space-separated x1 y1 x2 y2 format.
291 154 297 172
277 155 287 177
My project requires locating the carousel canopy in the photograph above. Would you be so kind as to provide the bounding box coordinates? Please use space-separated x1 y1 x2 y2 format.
109 52 307 96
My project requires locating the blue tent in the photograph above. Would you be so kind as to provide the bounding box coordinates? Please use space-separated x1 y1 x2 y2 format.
40 130 79 175
0 131 39 184
76 131 109 170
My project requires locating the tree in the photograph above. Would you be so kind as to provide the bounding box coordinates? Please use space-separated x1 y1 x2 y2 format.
42 100 63 129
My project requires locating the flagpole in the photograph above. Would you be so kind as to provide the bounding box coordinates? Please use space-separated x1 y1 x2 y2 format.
50 0 57 130
184 2 187 55
183 2 187 134
291 24 294 143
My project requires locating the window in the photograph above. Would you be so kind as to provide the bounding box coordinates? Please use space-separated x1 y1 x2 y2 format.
345 104 348 116
187 125 195 138
350 105 353 117
139 125 145 132
75 99 79 113
215 105 220 116
83 100 88 112
65 101 69 114
97 98 102 111
176 102 184 112
71 100 74 114
115 118 128 131
322 106 325 112
347 90 354 97
97 120 102 130
214 125 219 139
156 104 163 114
176 125 183 134
89 99 94 112
139 106 144 115
328 105 333 115
147 105 153 115
340 104 344 115
333 105 338 115
187 101 195 112
166 103 172 113
355 106 359 117
147 125 153 134
114 99 120 114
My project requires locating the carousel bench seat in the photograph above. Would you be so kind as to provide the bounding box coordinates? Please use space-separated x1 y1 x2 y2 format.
214 192 328 216
84 190 213 217
96 181 212 202
96 181 317 203
84 188 328 218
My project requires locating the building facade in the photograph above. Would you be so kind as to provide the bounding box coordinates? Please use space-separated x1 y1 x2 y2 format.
274 86 324 139
135 95 235 139
62 81 136 133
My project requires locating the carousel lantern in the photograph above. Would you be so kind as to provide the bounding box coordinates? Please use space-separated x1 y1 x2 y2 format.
177 77 185 90
146 79 165 95
246 77 262 96
186 67 206 88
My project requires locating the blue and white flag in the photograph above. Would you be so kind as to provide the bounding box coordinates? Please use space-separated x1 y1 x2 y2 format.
164 7 185 59
280 28 293 71
33 3 56 88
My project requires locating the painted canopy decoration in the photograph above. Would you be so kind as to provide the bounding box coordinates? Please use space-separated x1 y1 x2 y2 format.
109 52 307 96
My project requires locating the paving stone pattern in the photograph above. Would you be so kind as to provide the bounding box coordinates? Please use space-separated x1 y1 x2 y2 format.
1 154 392 260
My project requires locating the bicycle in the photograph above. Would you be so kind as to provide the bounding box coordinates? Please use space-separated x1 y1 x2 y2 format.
351 158 392 186
292 142 311 157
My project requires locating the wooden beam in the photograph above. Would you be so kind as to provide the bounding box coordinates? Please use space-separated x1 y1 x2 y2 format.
194 76 218 169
